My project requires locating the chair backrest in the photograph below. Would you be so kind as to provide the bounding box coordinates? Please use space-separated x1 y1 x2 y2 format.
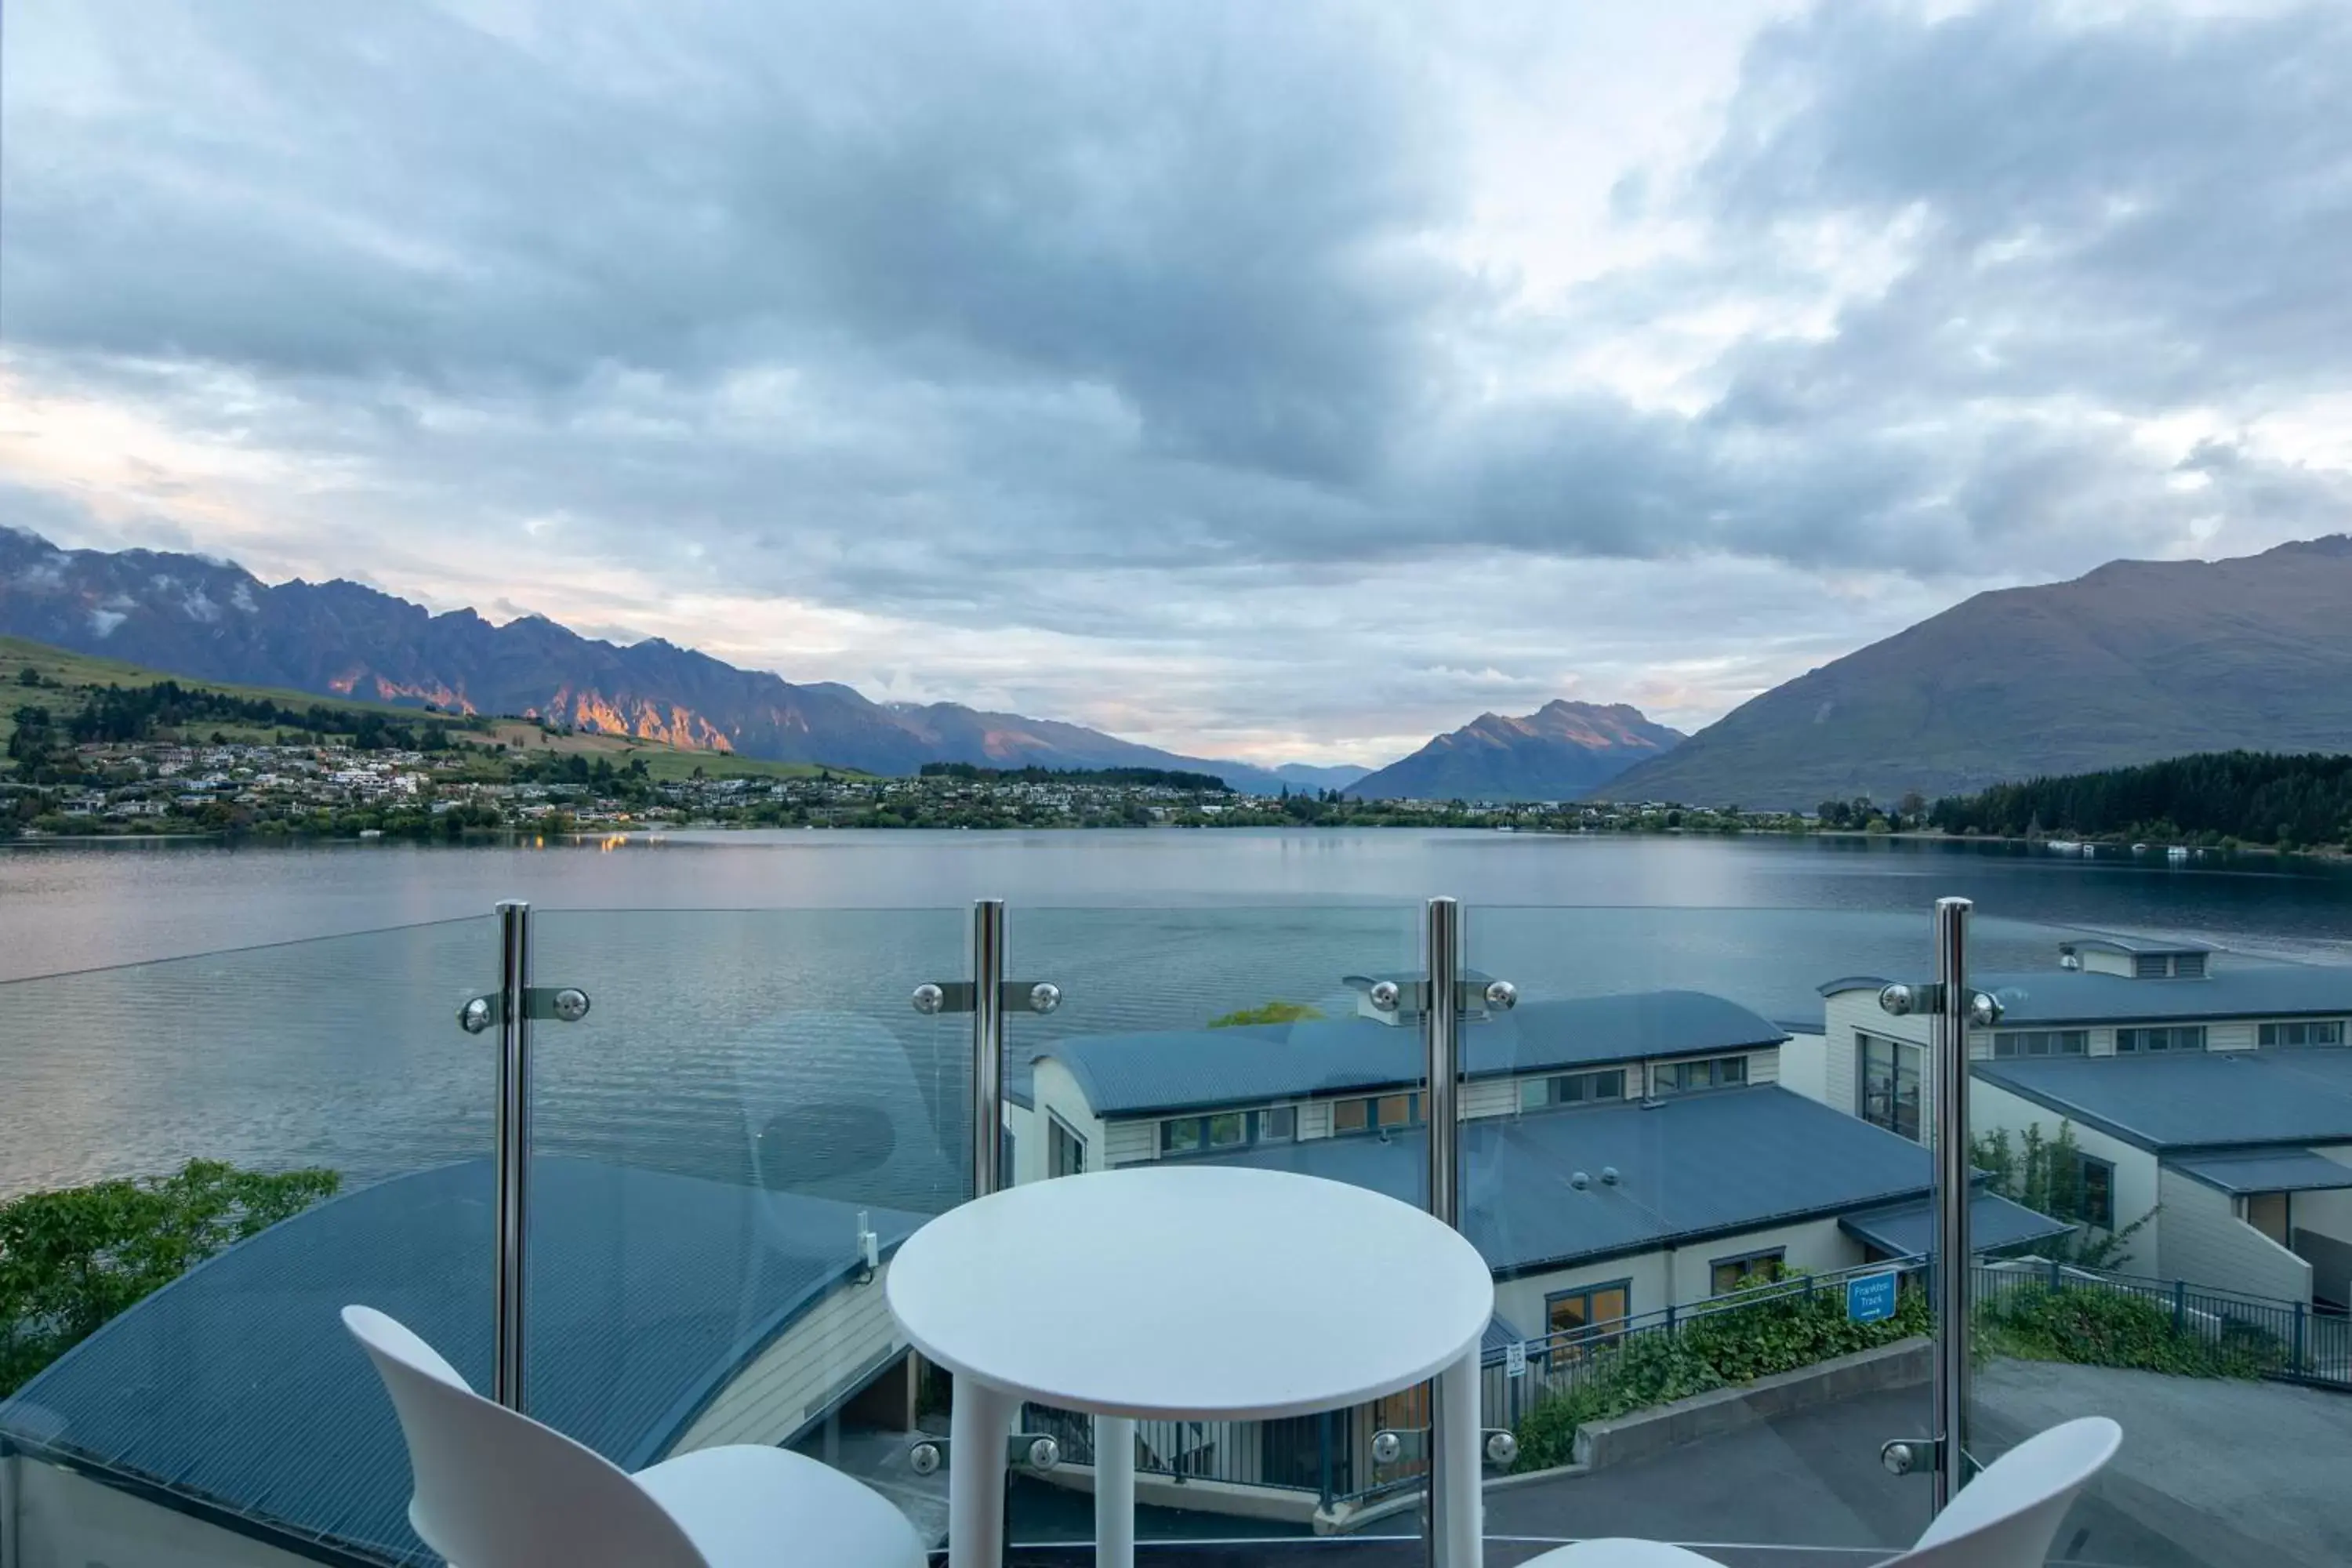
342 1306 709 1568
1896 1417 2122 1568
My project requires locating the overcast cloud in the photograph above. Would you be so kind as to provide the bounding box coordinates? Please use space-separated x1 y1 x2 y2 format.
2 0 2344 763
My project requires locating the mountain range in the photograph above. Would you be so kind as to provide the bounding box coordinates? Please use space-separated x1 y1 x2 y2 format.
0 526 1376 792
1605 535 2352 808
15 524 2350 808
1346 702 1684 800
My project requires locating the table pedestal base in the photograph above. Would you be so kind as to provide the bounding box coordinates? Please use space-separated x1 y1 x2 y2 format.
1436 1343 1484 1568
1094 1414 1134 1568
949 1377 1016 1567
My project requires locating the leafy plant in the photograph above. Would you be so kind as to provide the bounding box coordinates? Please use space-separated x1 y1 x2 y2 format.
1972 1122 2154 1269
1510 1273 1932 1470
1 1160 339 1396
1976 1283 2282 1379
1511 1333 1727 1469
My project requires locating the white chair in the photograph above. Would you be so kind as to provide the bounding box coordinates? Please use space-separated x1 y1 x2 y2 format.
1521 1416 2121 1568
343 1305 927 1568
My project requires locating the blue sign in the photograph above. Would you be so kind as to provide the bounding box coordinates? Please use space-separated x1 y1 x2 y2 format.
1847 1269 1900 1325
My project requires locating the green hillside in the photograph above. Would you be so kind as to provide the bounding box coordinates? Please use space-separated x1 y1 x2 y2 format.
2 633 459 746
2 634 860 781
1930 751 2352 851
1603 537 2352 808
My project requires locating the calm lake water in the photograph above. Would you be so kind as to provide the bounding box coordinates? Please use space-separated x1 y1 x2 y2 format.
5 830 2350 1199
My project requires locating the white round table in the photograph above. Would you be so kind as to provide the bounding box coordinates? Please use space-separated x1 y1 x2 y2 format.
887 1165 1494 1568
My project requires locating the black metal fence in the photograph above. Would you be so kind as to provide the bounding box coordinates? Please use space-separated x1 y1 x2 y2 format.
1973 1257 2352 1387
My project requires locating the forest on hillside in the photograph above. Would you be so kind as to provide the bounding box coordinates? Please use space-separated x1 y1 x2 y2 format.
1928 751 2352 850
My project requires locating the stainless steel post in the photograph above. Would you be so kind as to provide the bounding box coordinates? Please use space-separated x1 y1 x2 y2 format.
492 898 532 1410
971 898 1007 1199
1932 895 1973 1512
1425 897 1461 1227
1424 895 1465 1568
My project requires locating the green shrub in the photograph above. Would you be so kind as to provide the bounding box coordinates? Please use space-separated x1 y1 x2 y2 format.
1511 1333 1726 1469
1975 1284 2283 1379
1 1160 339 1396
1510 1275 1932 1470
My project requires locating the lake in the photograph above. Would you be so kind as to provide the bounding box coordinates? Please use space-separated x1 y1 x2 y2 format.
4 830 2350 1199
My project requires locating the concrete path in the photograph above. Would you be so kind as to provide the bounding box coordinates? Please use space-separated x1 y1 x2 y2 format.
1483 1371 2322 1568
1975 1359 2352 1568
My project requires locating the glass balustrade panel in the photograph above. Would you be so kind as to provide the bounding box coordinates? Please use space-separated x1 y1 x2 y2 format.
0 916 500 1566
518 907 969 1559
1962 911 2352 1568
1004 903 1425 1552
1461 904 1987 1565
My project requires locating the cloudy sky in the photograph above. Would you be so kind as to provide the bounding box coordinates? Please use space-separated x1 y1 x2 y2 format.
3 0 2346 765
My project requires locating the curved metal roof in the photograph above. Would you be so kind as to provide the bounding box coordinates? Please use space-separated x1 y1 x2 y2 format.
1041 989 1788 1117
1978 1049 2352 1151
0 1158 926 1566
1197 1085 1999 1278
1822 964 2352 1026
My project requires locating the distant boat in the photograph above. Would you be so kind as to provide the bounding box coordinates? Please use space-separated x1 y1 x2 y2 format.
2132 843 2150 854
2168 845 2192 862
2047 839 2082 853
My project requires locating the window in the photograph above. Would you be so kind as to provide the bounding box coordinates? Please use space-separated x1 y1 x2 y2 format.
1709 1248 1787 1296
1544 1280 1631 1356
1159 1105 1295 1156
1332 1092 1419 1135
1653 1056 1748 1096
1858 1032 1921 1142
2261 1021 2345 1047
2175 953 2207 978
1991 1029 2089 1058
2133 953 2169 978
1518 1068 1628 1112
2068 1152 2116 1229
2117 1025 2207 1054
1047 1115 1087 1178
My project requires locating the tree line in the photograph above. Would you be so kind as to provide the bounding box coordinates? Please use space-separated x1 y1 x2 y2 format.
1928 750 2352 850
918 761 1230 791
7 678 482 781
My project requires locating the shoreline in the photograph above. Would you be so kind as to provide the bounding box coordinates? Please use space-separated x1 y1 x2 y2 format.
6 819 2345 865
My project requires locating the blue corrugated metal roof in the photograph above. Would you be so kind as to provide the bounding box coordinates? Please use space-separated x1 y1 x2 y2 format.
1044 990 1787 1116
1196 1087 1994 1277
1976 1050 2352 1152
2166 1149 2352 1195
2066 934 2216 956
1836 1192 2071 1258
0 1159 926 1566
1820 964 2352 1026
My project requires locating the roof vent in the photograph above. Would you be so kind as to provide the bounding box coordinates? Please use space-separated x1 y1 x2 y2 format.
1599 1167 1621 1186
1569 1171 1592 1190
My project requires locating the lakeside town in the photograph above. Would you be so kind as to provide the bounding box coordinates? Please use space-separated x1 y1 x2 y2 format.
6 666 2339 851
2 731 1822 839
2 730 2324 855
